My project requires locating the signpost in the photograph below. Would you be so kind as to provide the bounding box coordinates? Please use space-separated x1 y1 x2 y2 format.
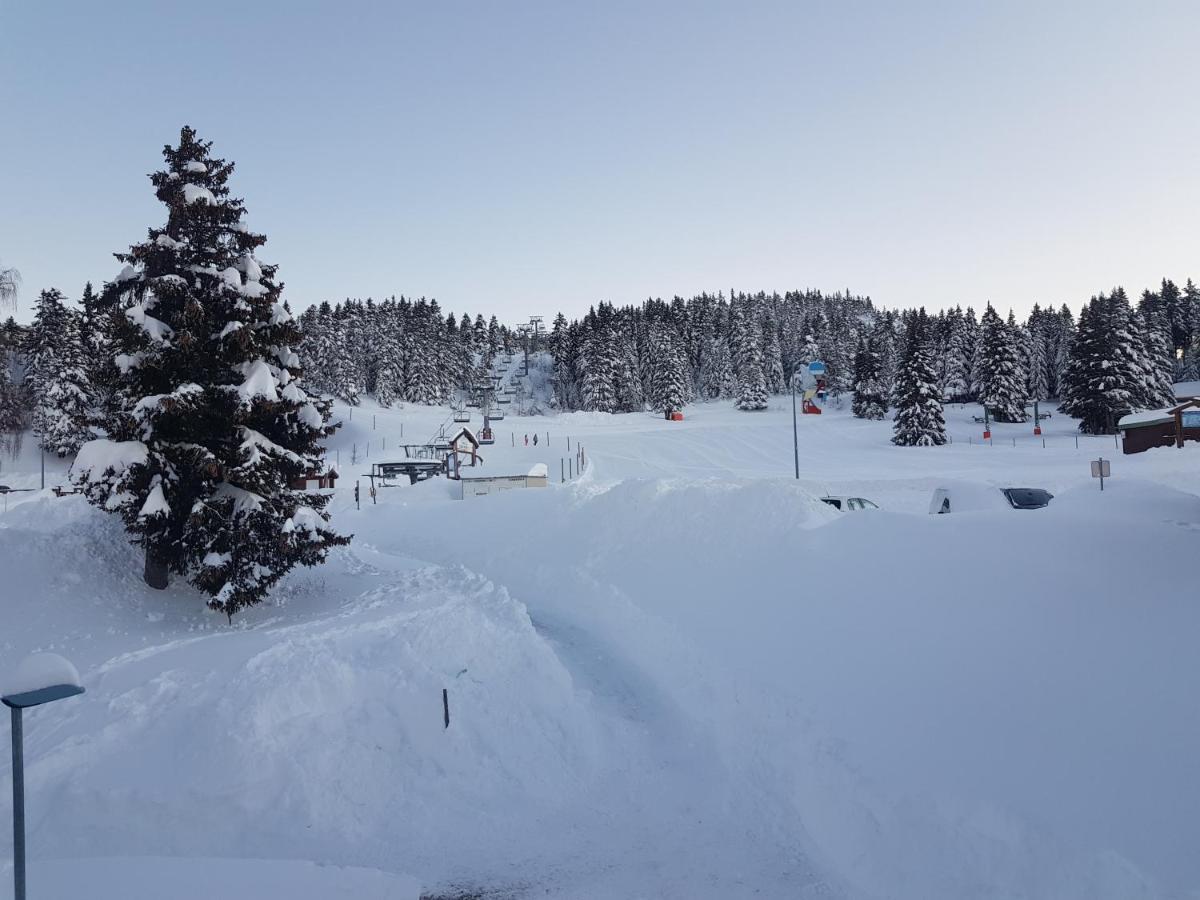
1090 457 1110 491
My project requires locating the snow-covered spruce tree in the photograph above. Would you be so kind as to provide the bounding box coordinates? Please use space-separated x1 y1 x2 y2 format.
39 309 94 456
647 327 688 412
1134 307 1176 408
1059 292 1142 434
579 327 618 412
699 335 734 399
73 126 348 617
0 346 25 452
940 308 973 402
851 336 888 419
24 288 71 436
976 304 1027 422
892 313 947 446
732 305 768 410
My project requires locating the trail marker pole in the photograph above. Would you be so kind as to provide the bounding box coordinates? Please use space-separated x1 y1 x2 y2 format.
569 458 573 479
561 459 565 483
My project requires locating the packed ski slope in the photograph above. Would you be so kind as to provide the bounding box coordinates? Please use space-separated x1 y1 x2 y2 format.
0 376 1197 898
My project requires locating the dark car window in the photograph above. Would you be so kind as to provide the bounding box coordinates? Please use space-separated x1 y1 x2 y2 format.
821 498 842 509
1003 488 1053 509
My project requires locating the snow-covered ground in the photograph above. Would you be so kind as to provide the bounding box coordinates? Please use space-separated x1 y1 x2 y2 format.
0 380 1197 898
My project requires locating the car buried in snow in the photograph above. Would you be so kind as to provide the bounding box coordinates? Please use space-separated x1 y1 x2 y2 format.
820 496 880 511
929 484 1053 514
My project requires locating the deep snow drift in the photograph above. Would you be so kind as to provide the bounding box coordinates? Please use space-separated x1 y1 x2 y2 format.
0 393 1197 898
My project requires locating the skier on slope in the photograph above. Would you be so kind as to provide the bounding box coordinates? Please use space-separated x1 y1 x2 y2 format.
533 433 538 446
524 434 529 446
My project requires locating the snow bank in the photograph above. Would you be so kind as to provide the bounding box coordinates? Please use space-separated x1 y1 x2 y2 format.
12 569 599 886
31 857 419 900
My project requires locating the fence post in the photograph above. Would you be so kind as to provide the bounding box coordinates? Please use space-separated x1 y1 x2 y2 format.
373 415 376 431
1042 437 1046 449
561 459 565 483
1075 435 1079 449
569 458 573 479
567 436 571 451
1012 437 1016 447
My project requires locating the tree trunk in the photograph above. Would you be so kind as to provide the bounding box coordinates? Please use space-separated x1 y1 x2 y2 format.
143 547 169 590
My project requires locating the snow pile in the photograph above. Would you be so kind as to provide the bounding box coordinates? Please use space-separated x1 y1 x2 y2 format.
2 652 83 698
31 858 419 900
11 568 599 887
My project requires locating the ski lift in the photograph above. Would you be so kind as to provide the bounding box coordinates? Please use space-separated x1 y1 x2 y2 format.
490 408 505 420
453 408 470 423
478 426 495 445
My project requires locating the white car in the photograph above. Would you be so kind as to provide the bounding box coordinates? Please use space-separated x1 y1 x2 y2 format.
820 496 879 511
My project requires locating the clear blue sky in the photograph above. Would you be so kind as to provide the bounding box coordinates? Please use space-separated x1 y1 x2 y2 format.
2 0 1197 324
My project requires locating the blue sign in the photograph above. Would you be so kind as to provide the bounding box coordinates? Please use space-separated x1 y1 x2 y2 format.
1182 410 1200 429
808 361 826 375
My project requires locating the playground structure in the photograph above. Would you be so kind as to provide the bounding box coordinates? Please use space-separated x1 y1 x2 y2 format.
799 360 828 414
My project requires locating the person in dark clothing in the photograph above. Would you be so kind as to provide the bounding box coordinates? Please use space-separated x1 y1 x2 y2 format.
532 434 539 446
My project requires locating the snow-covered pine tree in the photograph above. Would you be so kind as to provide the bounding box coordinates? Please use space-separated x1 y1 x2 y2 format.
699 336 735 399
647 327 688 412
761 310 786 394
732 306 768 411
39 308 94 456
851 336 888 419
892 312 947 446
976 304 1027 422
73 126 347 616
579 327 618 412
1025 319 1049 403
940 307 973 402
1059 291 1143 433
24 287 69 417
0 344 25 452
1133 307 1175 408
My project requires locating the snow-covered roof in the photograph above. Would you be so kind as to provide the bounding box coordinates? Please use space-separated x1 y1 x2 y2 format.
1174 381 1200 400
528 463 548 478
1117 409 1174 429
450 426 478 447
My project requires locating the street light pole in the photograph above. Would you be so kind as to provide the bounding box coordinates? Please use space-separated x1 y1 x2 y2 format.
9 705 22 900
3 653 85 900
791 376 800 480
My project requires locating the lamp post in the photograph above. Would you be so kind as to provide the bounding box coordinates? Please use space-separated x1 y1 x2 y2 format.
791 375 800 480
3 653 85 900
